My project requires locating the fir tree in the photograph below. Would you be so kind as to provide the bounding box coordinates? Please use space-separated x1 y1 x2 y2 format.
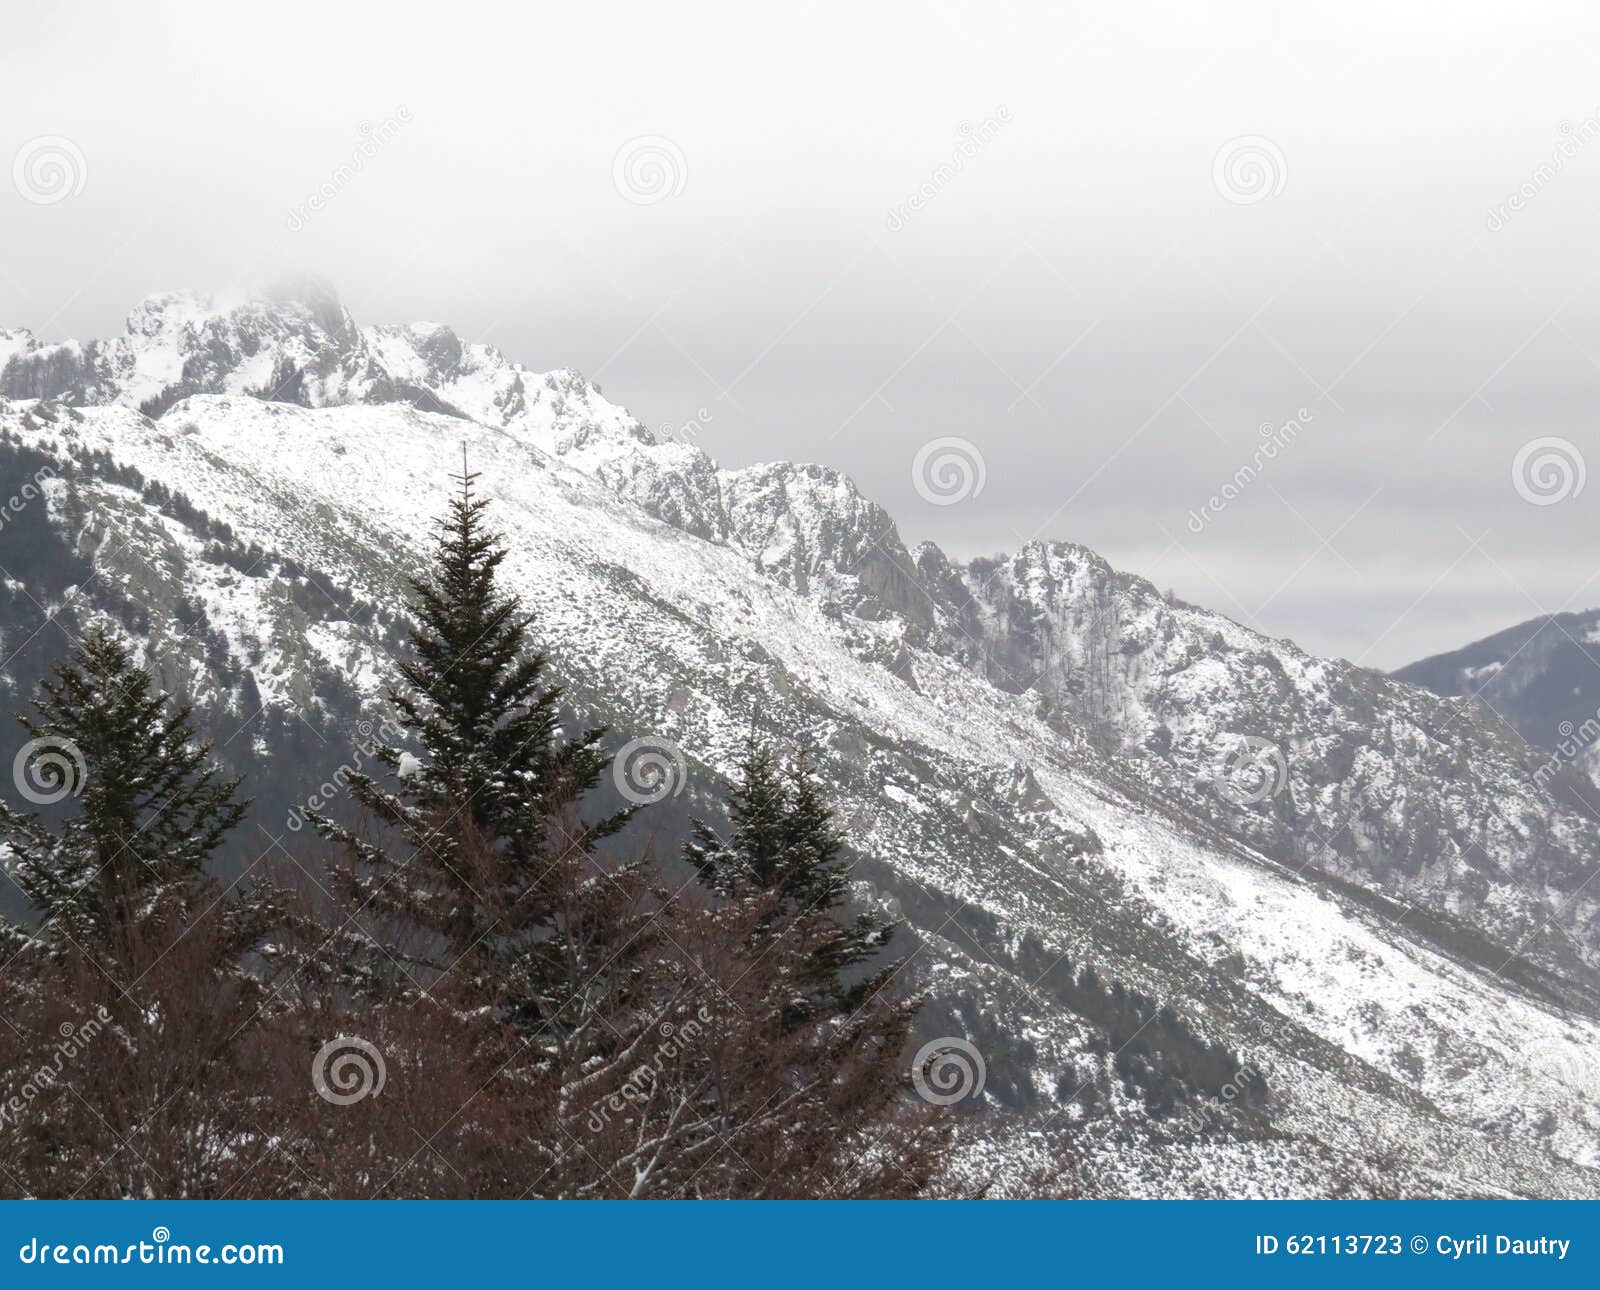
0 628 250 964
685 734 896 1018
684 736 789 896
312 456 631 976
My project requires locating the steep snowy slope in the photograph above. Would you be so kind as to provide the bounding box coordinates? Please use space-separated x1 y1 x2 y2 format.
932 544 1600 992
2 392 1598 1198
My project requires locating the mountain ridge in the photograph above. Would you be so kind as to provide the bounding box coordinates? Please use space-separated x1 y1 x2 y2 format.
10 285 1600 986
5 286 1600 1195
1395 609 1600 774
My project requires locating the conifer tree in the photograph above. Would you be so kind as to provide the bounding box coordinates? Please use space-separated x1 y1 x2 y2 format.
312 456 631 975
0 627 250 963
685 734 895 1018
684 736 789 896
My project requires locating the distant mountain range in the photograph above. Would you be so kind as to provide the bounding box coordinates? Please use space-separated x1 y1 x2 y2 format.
1396 612 1600 800
3 283 1600 1197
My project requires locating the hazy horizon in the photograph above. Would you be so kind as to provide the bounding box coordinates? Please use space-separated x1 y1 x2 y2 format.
7 1 1600 668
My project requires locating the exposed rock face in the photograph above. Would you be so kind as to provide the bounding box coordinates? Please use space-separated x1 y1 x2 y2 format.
932 542 1600 987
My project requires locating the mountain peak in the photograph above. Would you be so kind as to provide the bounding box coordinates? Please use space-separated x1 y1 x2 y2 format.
120 284 346 341
261 271 342 315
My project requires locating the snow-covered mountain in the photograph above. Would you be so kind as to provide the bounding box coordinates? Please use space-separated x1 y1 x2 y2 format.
3 285 1600 1198
1396 612 1600 794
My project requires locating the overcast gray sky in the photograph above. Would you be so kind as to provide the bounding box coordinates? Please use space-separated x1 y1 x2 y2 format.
5 1 1600 668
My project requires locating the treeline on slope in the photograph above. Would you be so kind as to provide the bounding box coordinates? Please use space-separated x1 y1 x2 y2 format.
920 911 1267 1125
0 425 407 893
1039 955 1266 1122
0 466 948 1198
21 411 396 631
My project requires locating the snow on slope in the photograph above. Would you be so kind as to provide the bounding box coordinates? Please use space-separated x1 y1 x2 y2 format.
7 392 1600 1196
934 543 1600 993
